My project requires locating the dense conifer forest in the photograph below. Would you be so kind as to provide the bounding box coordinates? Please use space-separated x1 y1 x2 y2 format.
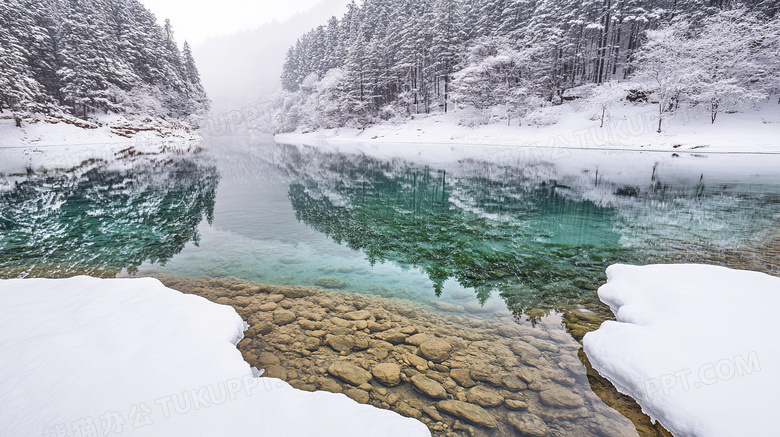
0 0 208 120
278 0 780 131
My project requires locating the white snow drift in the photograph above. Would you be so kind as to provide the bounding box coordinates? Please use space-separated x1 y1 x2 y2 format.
0 276 429 437
584 264 779 437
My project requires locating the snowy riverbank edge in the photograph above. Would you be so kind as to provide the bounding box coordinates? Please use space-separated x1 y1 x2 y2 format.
274 101 780 154
0 113 201 148
0 277 430 437
583 264 780 437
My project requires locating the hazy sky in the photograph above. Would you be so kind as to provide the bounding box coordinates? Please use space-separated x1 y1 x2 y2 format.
139 0 326 45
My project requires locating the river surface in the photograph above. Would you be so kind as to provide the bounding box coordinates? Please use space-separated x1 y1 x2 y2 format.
3 137 778 315
1 137 779 435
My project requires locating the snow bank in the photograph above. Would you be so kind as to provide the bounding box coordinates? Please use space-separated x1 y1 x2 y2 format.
0 277 429 436
275 99 780 154
0 113 200 148
583 264 780 437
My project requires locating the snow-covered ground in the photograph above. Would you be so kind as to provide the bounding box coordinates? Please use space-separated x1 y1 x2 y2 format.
275 99 780 154
0 112 201 148
0 113 203 184
583 264 780 437
0 276 429 437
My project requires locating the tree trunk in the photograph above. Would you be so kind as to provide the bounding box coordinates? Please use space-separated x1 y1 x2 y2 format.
15 115 22 128
444 72 449 113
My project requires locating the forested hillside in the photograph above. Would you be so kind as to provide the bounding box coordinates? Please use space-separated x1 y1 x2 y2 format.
278 0 780 132
0 0 208 121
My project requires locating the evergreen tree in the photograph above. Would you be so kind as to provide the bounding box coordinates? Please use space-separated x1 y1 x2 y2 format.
276 0 778 131
0 0 209 119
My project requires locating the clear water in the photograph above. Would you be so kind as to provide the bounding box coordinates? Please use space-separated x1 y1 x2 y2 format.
1 137 779 317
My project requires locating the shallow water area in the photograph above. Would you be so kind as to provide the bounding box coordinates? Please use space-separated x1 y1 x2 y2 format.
157 274 651 436
1 137 779 435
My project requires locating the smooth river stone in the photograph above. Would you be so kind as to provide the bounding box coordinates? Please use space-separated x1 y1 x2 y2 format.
410 374 448 399
372 363 401 386
419 338 452 362
327 361 372 386
376 329 408 344
278 286 313 298
502 374 528 391
257 302 278 311
436 400 497 428
539 387 585 408
405 353 429 368
326 334 355 352
272 309 297 325
449 368 477 388
343 310 371 321
405 333 435 346
466 385 504 407
344 388 370 403
507 412 550 436
469 364 505 386
315 377 343 393
510 342 543 361
505 399 529 410
368 321 392 332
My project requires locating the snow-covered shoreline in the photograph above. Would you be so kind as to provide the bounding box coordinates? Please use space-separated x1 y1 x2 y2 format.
274 100 780 154
583 264 780 437
0 113 202 148
0 276 429 436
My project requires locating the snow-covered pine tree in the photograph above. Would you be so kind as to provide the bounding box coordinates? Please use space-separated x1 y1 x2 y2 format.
0 0 208 120
276 0 778 131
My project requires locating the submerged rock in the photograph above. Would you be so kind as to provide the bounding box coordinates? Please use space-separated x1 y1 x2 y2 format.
405 333 435 346
396 401 423 419
449 368 477 388
315 277 348 289
343 310 371 321
466 385 504 407
502 375 528 391
469 364 504 386
278 286 313 298
344 387 370 403
504 399 529 410
372 363 401 387
410 374 448 399
272 309 297 325
419 338 452 362
507 412 550 436
368 321 392 332
326 334 355 353
436 400 497 428
257 302 278 311
510 342 543 361
539 387 585 408
314 377 342 393
376 329 408 344
327 361 372 386
405 353 429 369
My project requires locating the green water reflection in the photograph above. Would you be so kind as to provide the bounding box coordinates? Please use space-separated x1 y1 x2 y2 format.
288 160 630 313
0 156 218 277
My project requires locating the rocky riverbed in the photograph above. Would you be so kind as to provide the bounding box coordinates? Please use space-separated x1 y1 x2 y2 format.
156 274 644 437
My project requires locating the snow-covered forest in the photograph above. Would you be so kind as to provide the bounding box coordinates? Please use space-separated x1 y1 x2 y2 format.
277 0 780 132
0 0 209 121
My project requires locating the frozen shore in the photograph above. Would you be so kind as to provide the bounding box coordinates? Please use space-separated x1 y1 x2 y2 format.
0 112 201 148
583 264 780 437
275 100 780 154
